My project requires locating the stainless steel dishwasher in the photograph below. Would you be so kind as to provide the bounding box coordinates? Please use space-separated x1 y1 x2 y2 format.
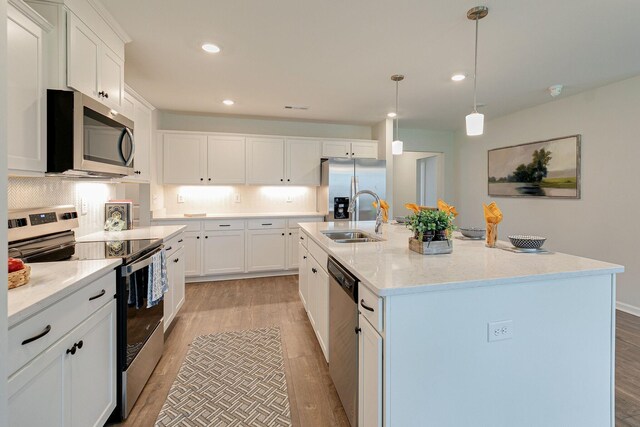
328 257 359 427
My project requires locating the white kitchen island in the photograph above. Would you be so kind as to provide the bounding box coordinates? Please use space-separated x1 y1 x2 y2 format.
298 221 623 427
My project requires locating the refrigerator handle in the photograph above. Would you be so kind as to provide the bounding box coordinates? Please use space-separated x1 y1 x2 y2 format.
352 176 359 221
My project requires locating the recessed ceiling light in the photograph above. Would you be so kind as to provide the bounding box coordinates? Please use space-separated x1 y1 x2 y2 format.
387 112 397 118
451 74 466 82
222 99 234 106
202 43 221 53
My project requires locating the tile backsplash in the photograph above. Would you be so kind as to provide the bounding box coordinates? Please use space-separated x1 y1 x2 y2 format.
162 185 318 215
8 177 117 237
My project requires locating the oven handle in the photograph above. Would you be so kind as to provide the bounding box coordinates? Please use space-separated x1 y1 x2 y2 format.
120 246 163 277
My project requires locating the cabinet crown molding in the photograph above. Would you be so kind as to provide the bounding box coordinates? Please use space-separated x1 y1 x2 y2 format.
9 0 54 31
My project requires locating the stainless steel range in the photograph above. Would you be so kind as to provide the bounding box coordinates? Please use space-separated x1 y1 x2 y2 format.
8 205 164 421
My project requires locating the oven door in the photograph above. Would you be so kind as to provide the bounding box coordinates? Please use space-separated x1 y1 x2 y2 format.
117 248 164 370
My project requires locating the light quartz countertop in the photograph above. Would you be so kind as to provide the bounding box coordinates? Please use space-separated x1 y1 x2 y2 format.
8 259 121 327
77 225 186 243
299 221 624 297
153 212 324 220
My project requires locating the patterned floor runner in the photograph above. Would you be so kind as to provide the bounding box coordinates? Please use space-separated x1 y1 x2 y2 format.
155 327 292 427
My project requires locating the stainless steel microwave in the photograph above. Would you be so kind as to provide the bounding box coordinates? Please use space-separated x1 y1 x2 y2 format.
47 90 135 178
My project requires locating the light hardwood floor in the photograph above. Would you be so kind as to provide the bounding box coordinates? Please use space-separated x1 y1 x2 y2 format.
117 276 349 427
116 277 640 427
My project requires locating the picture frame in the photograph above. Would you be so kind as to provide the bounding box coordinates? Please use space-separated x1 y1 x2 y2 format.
487 135 581 199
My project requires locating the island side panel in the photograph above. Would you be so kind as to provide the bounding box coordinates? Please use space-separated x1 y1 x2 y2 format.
383 274 615 427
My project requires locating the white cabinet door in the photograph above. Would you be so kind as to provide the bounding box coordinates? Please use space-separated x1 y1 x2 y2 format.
285 139 321 185
183 231 202 277
126 94 152 181
316 265 330 362
246 229 286 272
351 141 378 159
69 301 116 427
163 134 208 184
246 137 285 184
164 254 175 331
286 229 300 269
207 136 246 184
67 12 99 98
98 45 123 109
121 91 135 119
171 247 186 315
306 257 318 329
298 243 308 310
322 141 351 159
203 231 245 275
8 342 67 427
7 4 47 173
358 315 383 427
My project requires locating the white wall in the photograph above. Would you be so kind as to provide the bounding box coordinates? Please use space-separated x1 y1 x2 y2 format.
393 152 439 216
397 127 456 203
1 0 9 421
454 75 640 310
158 111 373 139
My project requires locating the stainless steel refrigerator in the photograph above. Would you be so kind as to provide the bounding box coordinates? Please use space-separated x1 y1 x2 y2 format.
318 158 386 222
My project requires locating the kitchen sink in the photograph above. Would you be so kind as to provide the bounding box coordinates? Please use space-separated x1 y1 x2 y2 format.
321 230 383 243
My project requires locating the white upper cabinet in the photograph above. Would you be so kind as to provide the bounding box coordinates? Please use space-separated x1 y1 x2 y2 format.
121 89 153 182
7 2 50 173
163 134 208 184
321 140 351 159
246 137 286 184
67 12 99 98
98 45 124 109
207 136 246 184
322 140 378 159
285 139 322 185
351 141 379 159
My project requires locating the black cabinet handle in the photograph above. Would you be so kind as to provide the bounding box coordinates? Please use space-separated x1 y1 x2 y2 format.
360 299 375 312
282 233 285 236
205 236 208 239
280 178 284 182
178 239 183 243
174 258 179 263
89 289 106 301
98 90 105 98
287 179 290 182
346 152 349 155
22 325 52 345
66 345 76 355
104 92 109 98
352 152 354 155
289 232 292 235
219 224 231 227
300 236 304 240
262 223 272 226
312 268 317 274
208 178 212 181
200 178 204 181
196 236 200 239
165 246 173 251
76 340 83 350
303 256 307 259
355 327 361 334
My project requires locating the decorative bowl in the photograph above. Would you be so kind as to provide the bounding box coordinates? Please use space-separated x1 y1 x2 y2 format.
394 216 408 224
508 235 547 249
459 227 486 239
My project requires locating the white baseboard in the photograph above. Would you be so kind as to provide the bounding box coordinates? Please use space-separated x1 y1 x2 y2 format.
186 270 297 283
616 301 640 317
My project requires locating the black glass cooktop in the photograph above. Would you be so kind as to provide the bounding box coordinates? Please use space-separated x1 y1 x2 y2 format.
71 239 162 263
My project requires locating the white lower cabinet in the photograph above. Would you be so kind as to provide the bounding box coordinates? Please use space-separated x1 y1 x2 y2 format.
358 315 383 427
164 246 186 331
246 229 286 272
286 229 300 269
8 299 116 427
298 242 309 310
183 231 202 277
203 230 245 275
307 255 329 362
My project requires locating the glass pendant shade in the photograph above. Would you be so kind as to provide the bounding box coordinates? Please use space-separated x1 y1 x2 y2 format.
465 112 484 136
392 139 403 155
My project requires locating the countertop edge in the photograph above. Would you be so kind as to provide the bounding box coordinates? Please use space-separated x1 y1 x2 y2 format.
300 223 624 298
8 260 121 328
161 225 187 241
152 212 325 221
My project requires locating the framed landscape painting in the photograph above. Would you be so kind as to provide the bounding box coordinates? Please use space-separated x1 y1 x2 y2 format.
488 135 581 198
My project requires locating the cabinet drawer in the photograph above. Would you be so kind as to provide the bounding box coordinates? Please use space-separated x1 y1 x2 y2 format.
358 283 383 333
247 218 286 230
8 271 116 376
204 219 245 231
308 238 328 272
299 231 309 249
163 232 184 258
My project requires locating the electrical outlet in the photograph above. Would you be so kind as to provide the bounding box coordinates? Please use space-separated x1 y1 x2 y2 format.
286 195 293 203
234 193 241 203
487 320 513 342
177 194 185 203
80 198 88 215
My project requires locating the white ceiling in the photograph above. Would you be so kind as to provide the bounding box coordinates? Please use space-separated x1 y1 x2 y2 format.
103 0 640 130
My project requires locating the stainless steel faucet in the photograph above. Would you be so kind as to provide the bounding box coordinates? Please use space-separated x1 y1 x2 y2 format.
348 190 383 234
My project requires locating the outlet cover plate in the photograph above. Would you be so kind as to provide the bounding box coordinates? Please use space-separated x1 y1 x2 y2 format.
488 320 513 342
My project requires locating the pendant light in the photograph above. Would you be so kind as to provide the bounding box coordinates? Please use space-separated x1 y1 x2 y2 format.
391 74 404 155
466 6 488 136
